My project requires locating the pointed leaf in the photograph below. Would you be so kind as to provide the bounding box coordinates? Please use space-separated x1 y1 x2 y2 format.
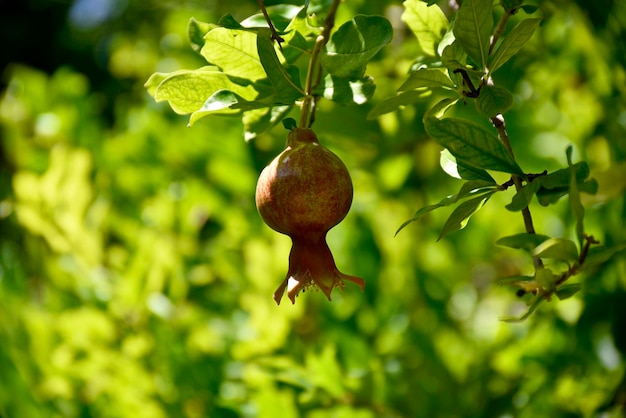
440 149 495 181
145 68 257 116
536 178 598 206
556 284 582 301
496 233 551 252
367 90 433 119
533 238 579 262
567 146 585 246
396 181 496 235
402 0 449 56
201 28 267 81
398 68 456 92
476 84 513 117
582 244 626 270
438 192 495 240
218 13 245 29
501 296 545 322
243 106 292 141
321 15 393 80
505 180 540 211
256 28 304 103
282 6 319 63
535 266 557 290
188 18 215 52
453 0 493 68
442 42 467 74
489 18 541 73
425 116 524 175
539 162 589 189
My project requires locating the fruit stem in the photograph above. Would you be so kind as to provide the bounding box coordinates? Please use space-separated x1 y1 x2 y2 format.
299 0 342 129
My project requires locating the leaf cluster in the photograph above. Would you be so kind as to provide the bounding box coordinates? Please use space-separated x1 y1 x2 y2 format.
386 0 624 320
145 5 392 138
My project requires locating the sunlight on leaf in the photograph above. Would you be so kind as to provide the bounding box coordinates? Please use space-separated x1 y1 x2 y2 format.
201 28 267 81
533 237 579 262
437 191 495 240
425 116 524 175
402 0 449 56
440 149 495 181
489 18 541 74
321 15 393 80
453 0 493 68
496 233 551 252
398 68 456 92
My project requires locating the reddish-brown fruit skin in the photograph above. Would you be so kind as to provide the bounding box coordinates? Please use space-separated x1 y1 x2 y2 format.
255 128 365 304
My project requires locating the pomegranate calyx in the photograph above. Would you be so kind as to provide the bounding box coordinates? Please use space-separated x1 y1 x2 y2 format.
273 235 365 305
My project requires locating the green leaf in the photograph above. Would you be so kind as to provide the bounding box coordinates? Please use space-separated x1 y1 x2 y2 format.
442 42 467 74
239 5 301 31
281 6 318 63
320 15 393 80
218 13 245 30
398 68 456 92
452 0 493 68
496 233 551 252
556 284 582 301
582 244 626 270
539 162 589 189
145 67 257 118
438 191 495 240
395 180 496 235
476 84 513 117
489 18 541 73
567 146 585 246
424 116 524 175
440 149 495 181
201 28 267 81
242 106 292 141
317 75 376 105
188 18 215 52
367 90 433 119
536 179 598 206
505 180 540 211
496 275 535 286
401 0 449 56
256 28 304 103
535 266 556 290
501 295 545 322
533 238 579 262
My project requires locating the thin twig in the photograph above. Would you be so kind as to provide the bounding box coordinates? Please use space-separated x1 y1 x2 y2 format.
257 0 284 45
489 8 514 56
299 0 341 128
553 235 600 288
490 113 544 270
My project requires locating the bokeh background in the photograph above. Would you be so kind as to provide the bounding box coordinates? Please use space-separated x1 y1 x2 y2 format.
1 0 626 417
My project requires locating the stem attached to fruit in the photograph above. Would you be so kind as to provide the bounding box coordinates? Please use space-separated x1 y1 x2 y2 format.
299 0 342 129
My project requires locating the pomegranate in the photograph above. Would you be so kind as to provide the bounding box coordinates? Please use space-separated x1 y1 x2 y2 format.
255 127 365 304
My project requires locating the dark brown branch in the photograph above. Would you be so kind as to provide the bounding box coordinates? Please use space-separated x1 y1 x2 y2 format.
257 0 284 45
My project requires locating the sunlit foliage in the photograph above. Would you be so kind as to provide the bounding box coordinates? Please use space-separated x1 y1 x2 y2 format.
1 1 625 417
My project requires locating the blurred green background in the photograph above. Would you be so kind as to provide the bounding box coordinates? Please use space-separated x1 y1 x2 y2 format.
1 0 625 417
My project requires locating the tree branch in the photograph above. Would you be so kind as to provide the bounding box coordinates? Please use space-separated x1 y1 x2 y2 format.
299 0 341 128
490 113 544 269
257 0 284 45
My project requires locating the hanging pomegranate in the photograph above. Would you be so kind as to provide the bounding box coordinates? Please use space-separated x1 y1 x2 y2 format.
255 127 365 304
